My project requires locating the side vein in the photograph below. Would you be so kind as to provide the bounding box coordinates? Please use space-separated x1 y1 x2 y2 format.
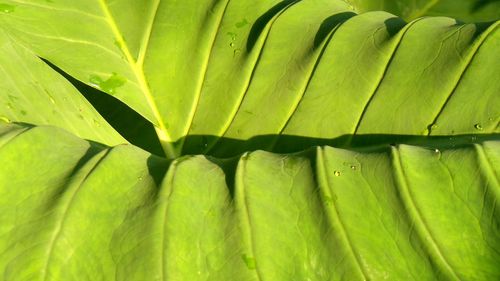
390 145 461 281
180 0 232 154
269 15 351 151
235 153 264 281
426 22 499 135
204 0 301 154
350 17 424 141
42 148 109 281
316 147 369 280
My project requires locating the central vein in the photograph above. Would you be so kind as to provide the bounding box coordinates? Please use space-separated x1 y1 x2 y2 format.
98 0 177 159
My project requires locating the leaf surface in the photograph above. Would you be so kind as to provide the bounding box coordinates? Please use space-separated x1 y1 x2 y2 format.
0 29 125 146
0 123 499 280
1 0 498 157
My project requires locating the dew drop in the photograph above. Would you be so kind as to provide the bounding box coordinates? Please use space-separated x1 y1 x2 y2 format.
233 48 241 58
474 123 483 131
0 116 10 123
241 254 256 270
350 165 357 170
229 42 235 47
93 119 101 127
434 148 441 159
0 3 16 13
334 170 341 177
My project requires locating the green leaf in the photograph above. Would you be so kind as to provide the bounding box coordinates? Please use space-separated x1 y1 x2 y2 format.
1 0 497 158
0 29 125 146
0 123 499 280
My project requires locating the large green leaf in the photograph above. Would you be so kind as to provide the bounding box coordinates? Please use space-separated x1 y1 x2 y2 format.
1 0 498 158
0 1 499 279
0 122 499 280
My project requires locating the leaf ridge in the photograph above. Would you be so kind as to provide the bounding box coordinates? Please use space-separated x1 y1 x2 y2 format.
137 0 160 66
42 149 109 281
205 0 302 154
270 16 350 150
390 146 462 281
235 154 264 281
98 0 176 158
180 0 232 154
159 159 178 281
475 144 500 191
426 22 499 135
350 17 424 140
315 147 370 280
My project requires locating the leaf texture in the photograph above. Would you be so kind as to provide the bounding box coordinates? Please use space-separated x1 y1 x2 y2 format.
0 29 125 146
0 0 498 158
0 123 498 280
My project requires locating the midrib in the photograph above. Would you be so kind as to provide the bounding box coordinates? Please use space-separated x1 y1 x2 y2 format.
98 0 177 159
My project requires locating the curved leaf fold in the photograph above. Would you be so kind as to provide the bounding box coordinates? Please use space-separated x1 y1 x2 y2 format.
1 0 497 158
0 123 498 280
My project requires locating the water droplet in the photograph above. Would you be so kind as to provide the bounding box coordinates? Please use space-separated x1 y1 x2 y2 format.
93 119 101 127
233 48 241 58
474 123 483 130
20 110 27 115
334 170 341 177
488 117 493 121
89 73 126 94
241 254 256 270
6 103 13 109
434 148 441 159
0 3 16 13
0 116 10 123
350 165 357 170
235 19 249 28
229 42 235 47
138 176 143 181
